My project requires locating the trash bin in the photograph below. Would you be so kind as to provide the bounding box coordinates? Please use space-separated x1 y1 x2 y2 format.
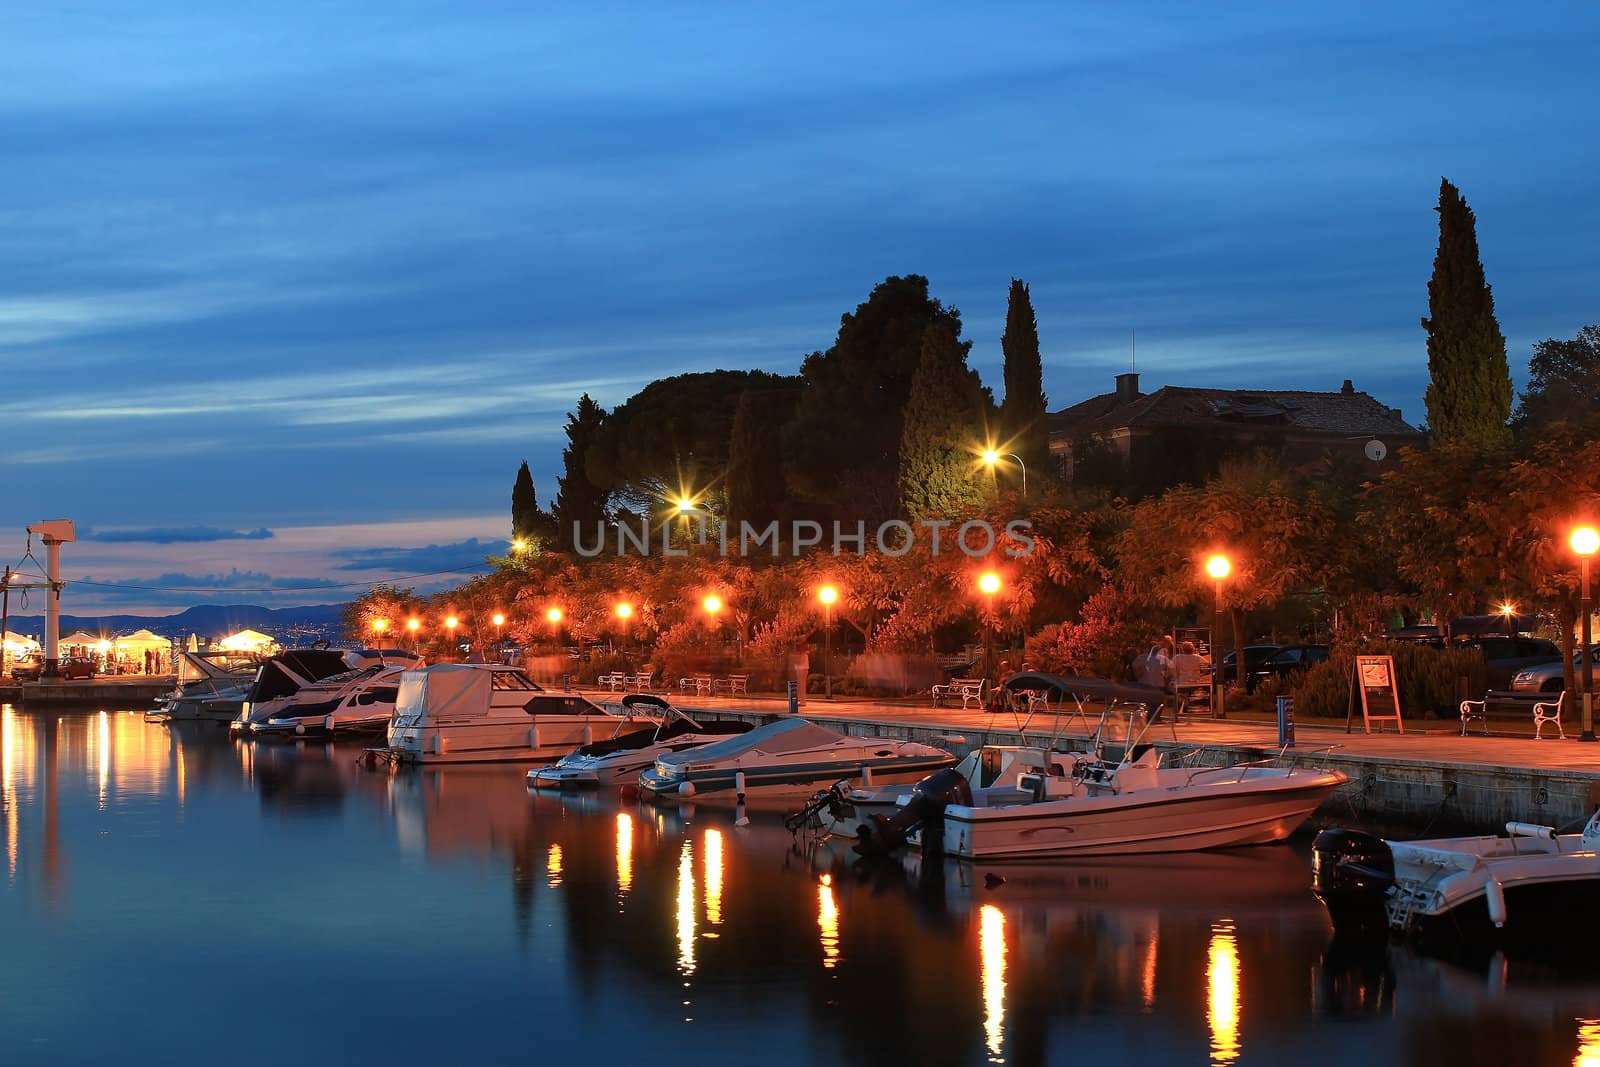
1277 695 1295 748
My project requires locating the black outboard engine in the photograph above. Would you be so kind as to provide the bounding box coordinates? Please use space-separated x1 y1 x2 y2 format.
855 768 971 858
1311 828 1396 941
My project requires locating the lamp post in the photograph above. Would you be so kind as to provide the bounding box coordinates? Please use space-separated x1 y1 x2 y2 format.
978 572 1002 681
445 615 459 655
406 617 420 654
1205 554 1232 719
615 602 632 654
818 585 838 700
981 449 1028 497
1573 526 1599 742
491 613 505 662
371 618 388 648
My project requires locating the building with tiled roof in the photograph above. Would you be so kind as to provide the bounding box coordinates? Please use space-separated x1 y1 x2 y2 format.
1048 372 1425 483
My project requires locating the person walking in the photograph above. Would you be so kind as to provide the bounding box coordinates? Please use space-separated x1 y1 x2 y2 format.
1137 638 1170 690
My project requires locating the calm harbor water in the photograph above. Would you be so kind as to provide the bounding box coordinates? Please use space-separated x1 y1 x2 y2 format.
2 708 1599 1066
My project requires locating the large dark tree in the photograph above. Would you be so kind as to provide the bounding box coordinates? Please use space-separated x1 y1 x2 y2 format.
725 386 795 529
1513 324 1600 439
999 277 1049 484
552 393 610 551
783 275 967 524
1421 178 1513 450
586 370 794 512
897 323 989 519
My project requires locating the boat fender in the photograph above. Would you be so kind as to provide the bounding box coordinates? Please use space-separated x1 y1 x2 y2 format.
861 766 874 788
431 732 443 756
583 724 592 745
1505 822 1555 840
295 723 306 736
679 781 696 797
324 714 335 733
528 728 538 749
735 771 749 827
1485 877 1507 928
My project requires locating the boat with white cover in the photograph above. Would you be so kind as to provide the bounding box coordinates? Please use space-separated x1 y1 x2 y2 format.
529 694 753 790
1312 811 1600 955
637 718 955 802
382 663 619 764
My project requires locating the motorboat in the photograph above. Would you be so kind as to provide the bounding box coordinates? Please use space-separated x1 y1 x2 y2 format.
1311 811 1600 957
148 650 262 723
230 648 422 734
637 717 955 802
529 694 753 790
380 663 620 765
248 663 409 737
848 686 1345 860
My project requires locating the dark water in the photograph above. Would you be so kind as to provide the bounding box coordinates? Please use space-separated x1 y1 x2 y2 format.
2 708 1598 1067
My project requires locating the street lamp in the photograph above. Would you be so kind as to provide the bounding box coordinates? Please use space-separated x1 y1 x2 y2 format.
977 572 1002 681
406 617 420 653
818 585 838 700
546 606 563 625
445 616 459 653
981 448 1028 497
492 612 505 661
1572 526 1599 741
615 601 633 652
1205 554 1232 719
371 618 388 647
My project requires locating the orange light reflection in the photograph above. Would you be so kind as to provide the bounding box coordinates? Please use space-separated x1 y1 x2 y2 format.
980 903 1006 1062
1207 921 1241 1065
703 828 723 924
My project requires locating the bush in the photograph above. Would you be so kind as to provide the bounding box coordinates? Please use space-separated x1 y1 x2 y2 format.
1290 641 1485 719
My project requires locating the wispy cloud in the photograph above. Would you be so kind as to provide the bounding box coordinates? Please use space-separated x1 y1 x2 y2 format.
87 525 275 544
330 538 503 572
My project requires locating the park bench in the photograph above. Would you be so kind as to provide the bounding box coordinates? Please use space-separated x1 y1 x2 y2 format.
932 678 985 710
1458 689 1556 737
712 674 748 696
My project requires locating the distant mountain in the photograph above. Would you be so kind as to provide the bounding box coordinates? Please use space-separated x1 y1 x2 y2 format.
1 603 350 642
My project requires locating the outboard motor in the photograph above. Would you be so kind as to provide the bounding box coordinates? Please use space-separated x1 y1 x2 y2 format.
1311 828 1395 941
855 768 971 858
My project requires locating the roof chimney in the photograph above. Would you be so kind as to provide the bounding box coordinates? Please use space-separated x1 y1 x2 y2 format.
1115 371 1140 404
1341 379 1355 395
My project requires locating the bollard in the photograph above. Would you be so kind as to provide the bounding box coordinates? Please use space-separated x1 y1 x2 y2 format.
1277 695 1296 748
562 673 571 692
787 681 799 715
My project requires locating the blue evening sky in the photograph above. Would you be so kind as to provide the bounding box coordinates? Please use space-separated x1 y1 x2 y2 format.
1 2 1596 613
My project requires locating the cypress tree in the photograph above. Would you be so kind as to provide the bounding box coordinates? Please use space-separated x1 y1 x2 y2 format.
511 461 539 543
999 277 1049 480
1421 178 1513 449
898 323 989 519
552 393 611 551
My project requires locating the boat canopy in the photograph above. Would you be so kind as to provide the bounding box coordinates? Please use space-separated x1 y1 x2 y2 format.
658 718 844 768
999 671 1170 707
395 664 493 724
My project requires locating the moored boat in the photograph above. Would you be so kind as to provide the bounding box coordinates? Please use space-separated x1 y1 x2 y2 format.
529 694 752 790
638 718 955 802
248 663 409 737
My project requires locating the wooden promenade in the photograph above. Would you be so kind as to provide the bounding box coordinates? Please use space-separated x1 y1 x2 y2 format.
636 690 1600 833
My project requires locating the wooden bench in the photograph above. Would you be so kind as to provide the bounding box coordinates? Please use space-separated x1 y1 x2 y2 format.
1458 689 1544 736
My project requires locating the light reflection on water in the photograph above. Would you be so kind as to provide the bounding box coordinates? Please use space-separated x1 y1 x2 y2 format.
1 710 1599 1066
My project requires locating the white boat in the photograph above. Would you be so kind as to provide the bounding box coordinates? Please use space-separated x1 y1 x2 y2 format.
148 650 262 722
230 648 422 734
529 694 753 790
383 663 620 765
249 663 410 737
1312 812 1600 956
637 718 956 802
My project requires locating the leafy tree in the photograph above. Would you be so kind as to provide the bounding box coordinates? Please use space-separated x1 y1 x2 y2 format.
587 370 794 512
1421 178 1513 449
999 278 1049 484
552 393 610 552
1513 325 1600 439
783 275 972 524
897 323 990 519
725 385 796 529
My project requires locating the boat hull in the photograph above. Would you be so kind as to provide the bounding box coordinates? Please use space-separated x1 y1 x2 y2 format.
640 756 954 802
939 772 1344 859
389 716 619 765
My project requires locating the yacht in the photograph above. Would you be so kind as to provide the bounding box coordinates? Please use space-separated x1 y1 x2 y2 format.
382 663 619 765
249 663 409 737
529 694 753 790
1312 812 1600 956
230 648 422 735
148 650 262 723
637 718 955 802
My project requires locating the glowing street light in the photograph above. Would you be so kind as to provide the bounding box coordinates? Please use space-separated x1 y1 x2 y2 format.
491 612 505 661
546 606 564 625
676 498 695 514
1205 554 1232 718
977 572 1002 680
818 586 839 699
445 617 459 650
1572 526 1599 741
371 618 389 645
512 538 527 554
406 617 420 653
615 602 633 620
703 595 723 615
978 572 1002 596
981 448 1028 497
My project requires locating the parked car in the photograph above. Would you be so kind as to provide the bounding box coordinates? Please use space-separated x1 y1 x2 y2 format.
1511 646 1600 694
9 656 96 681
1250 644 1330 688
1452 636 1562 690
1219 645 1281 690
